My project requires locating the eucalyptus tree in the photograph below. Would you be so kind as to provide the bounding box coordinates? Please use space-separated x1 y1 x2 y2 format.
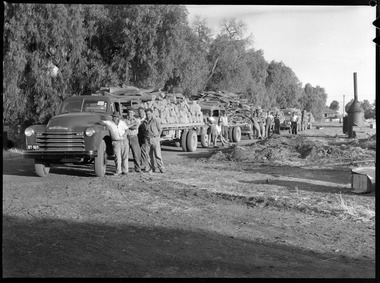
244 49 269 106
206 17 252 93
302 83 327 121
265 61 303 109
3 3 91 133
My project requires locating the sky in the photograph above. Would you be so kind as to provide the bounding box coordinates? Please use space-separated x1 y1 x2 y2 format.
186 5 376 110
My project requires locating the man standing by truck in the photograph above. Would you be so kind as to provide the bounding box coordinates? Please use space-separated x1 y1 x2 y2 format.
125 108 142 173
219 112 229 142
100 112 129 176
290 111 299 135
141 108 164 173
301 109 307 131
265 110 274 138
274 109 281 135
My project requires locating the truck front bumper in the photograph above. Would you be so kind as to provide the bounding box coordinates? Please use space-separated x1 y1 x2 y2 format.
23 150 98 160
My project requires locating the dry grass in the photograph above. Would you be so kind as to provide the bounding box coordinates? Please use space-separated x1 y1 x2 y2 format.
160 161 375 224
335 193 375 222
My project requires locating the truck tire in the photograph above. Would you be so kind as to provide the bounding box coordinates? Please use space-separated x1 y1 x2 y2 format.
35 160 50 177
95 140 107 177
186 130 198 152
200 132 209 147
181 130 188 152
228 127 234 142
232 126 241 142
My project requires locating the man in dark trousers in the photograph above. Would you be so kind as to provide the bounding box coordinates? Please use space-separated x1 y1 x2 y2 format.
140 108 164 173
125 108 142 173
290 111 299 135
274 109 281 135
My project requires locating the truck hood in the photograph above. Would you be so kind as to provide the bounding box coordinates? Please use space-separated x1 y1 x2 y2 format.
47 113 110 132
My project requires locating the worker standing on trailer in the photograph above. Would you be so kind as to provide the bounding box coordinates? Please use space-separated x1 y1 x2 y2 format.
163 68 182 93
141 108 164 173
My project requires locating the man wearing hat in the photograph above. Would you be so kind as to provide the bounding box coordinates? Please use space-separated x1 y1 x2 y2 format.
274 109 281 135
137 107 146 147
100 111 129 176
140 108 164 173
125 108 142 173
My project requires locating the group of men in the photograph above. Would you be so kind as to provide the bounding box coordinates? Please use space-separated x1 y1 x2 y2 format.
206 112 229 148
251 107 279 139
100 107 164 176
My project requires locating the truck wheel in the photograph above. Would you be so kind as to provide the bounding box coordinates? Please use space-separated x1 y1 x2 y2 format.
228 127 233 142
186 130 198 152
95 140 107 177
232 126 241 142
181 130 188 152
35 160 50 177
200 132 209 147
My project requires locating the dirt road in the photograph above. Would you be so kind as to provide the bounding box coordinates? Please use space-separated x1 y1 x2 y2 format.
2 128 376 278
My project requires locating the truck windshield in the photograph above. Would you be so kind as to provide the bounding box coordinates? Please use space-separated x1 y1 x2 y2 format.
59 99 108 114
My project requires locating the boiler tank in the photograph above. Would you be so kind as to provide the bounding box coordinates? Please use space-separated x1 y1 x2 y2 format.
346 73 364 138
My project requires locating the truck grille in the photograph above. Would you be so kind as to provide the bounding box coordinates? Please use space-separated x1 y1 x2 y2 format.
36 131 85 151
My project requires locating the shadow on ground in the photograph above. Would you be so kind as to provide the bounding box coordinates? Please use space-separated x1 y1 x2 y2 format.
2 215 375 278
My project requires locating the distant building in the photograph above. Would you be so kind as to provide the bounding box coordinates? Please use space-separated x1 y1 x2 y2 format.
322 108 341 122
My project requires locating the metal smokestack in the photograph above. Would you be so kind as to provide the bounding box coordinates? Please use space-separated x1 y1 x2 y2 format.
347 72 364 138
353 72 358 101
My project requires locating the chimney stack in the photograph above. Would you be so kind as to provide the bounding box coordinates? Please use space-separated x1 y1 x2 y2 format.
353 72 358 101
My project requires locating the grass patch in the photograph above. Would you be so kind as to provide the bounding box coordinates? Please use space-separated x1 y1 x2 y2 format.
3 148 24 159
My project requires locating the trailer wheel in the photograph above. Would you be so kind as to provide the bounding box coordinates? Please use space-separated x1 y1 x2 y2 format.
186 130 198 152
232 126 241 142
200 132 209 147
35 160 50 177
181 130 188 152
95 140 107 177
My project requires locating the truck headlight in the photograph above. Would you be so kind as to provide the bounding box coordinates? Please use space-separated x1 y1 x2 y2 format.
24 127 35 137
85 127 96 137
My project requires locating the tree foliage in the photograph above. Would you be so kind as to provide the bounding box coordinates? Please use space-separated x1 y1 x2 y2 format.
4 4 335 142
329 100 339 111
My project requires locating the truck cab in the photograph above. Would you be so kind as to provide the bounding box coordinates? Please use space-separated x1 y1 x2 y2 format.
23 95 123 177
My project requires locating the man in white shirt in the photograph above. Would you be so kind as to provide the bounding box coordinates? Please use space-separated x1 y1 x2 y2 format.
101 111 129 176
290 112 299 135
219 112 229 141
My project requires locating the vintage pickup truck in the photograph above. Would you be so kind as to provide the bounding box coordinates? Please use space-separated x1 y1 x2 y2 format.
23 95 125 177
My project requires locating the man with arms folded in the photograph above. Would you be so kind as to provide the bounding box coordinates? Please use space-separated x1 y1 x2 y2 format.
140 108 164 173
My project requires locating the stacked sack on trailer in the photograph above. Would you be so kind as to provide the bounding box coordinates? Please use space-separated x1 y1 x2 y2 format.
95 86 203 125
140 94 203 124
